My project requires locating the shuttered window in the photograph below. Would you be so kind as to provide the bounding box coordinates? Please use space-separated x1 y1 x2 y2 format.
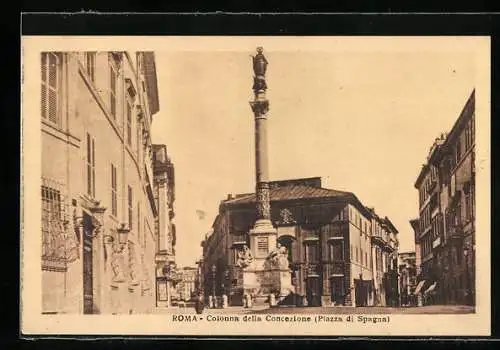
111 164 117 216
85 52 96 82
110 61 117 118
128 186 133 230
87 134 96 197
41 52 61 125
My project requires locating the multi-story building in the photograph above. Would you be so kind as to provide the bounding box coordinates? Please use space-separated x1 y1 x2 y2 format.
41 51 164 314
413 89 475 306
398 251 417 306
152 145 177 308
367 208 400 307
201 177 399 307
171 267 198 301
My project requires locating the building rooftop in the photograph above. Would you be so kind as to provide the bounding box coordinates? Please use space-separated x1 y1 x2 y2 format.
224 185 352 205
221 177 375 220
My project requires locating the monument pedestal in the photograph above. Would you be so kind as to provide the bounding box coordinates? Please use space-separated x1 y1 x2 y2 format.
242 220 295 305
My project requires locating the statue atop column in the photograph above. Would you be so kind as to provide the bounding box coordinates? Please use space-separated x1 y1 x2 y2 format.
251 47 268 94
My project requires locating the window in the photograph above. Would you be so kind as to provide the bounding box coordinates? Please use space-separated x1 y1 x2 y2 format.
455 140 461 166
257 237 268 257
41 185 64 263
329 241 343 262
41 52 61 125
455 201 462 227
85 52 96 82
137 202 141 246
128 185 133 230
111 164 117 216
109 60 117 118
86 134 95 197
465 123 470 151
471 114 475 145
465 118 475 152
365 252 368 267
305 242 319 262
137 119 141 159
126 101 132 146
465 183 473 222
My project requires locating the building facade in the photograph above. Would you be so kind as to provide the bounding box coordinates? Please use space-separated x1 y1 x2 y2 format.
171 267 198 302
398 251 417 306
152 145 177 308
413 90 475 306
41 51 164 314
201 177 399 307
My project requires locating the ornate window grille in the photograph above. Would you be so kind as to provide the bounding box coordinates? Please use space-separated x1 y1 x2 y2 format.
41 178 79 271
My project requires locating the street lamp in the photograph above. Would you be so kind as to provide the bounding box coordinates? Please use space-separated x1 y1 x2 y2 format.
116 222 130 251
463 247 471 305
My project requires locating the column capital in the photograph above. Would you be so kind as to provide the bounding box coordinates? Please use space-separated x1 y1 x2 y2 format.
250 100 269 117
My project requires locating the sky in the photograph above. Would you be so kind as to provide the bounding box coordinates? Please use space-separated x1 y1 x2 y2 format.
149 37 479 268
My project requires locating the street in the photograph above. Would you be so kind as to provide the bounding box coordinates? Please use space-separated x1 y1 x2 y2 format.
249 305 475 314
153 304 475 315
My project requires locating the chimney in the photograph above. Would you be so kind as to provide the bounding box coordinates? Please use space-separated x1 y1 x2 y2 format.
227 194 234 200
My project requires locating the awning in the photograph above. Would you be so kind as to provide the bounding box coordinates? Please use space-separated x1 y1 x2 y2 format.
424 282 437 294
414 280 426 295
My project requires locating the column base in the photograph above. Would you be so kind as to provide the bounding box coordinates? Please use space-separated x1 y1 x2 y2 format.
249 219 277 235
242 267 294 304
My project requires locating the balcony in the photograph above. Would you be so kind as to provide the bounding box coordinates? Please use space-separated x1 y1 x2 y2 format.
371 231 385 245
432 236 442 249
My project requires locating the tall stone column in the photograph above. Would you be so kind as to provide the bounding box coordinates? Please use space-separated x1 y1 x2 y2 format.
248 47 277 264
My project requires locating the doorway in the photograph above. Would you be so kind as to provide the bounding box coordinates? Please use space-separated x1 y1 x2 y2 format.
305 276 321 306
355 279 368 307
330 276 345 305
83 213 94 314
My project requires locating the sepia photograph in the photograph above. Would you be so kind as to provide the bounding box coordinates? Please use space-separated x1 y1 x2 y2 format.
21 36 490 336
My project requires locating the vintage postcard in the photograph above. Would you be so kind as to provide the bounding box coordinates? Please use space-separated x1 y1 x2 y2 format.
21 36 490 336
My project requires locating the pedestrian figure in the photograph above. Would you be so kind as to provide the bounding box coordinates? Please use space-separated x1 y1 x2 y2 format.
194 292 204 314
269 293 276 308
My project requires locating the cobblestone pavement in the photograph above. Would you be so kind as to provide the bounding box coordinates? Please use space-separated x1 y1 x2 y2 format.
153 304 474 315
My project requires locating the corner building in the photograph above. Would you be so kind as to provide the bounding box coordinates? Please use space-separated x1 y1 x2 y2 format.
40 51 168 314
201 177 399 307
413 89 475 305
